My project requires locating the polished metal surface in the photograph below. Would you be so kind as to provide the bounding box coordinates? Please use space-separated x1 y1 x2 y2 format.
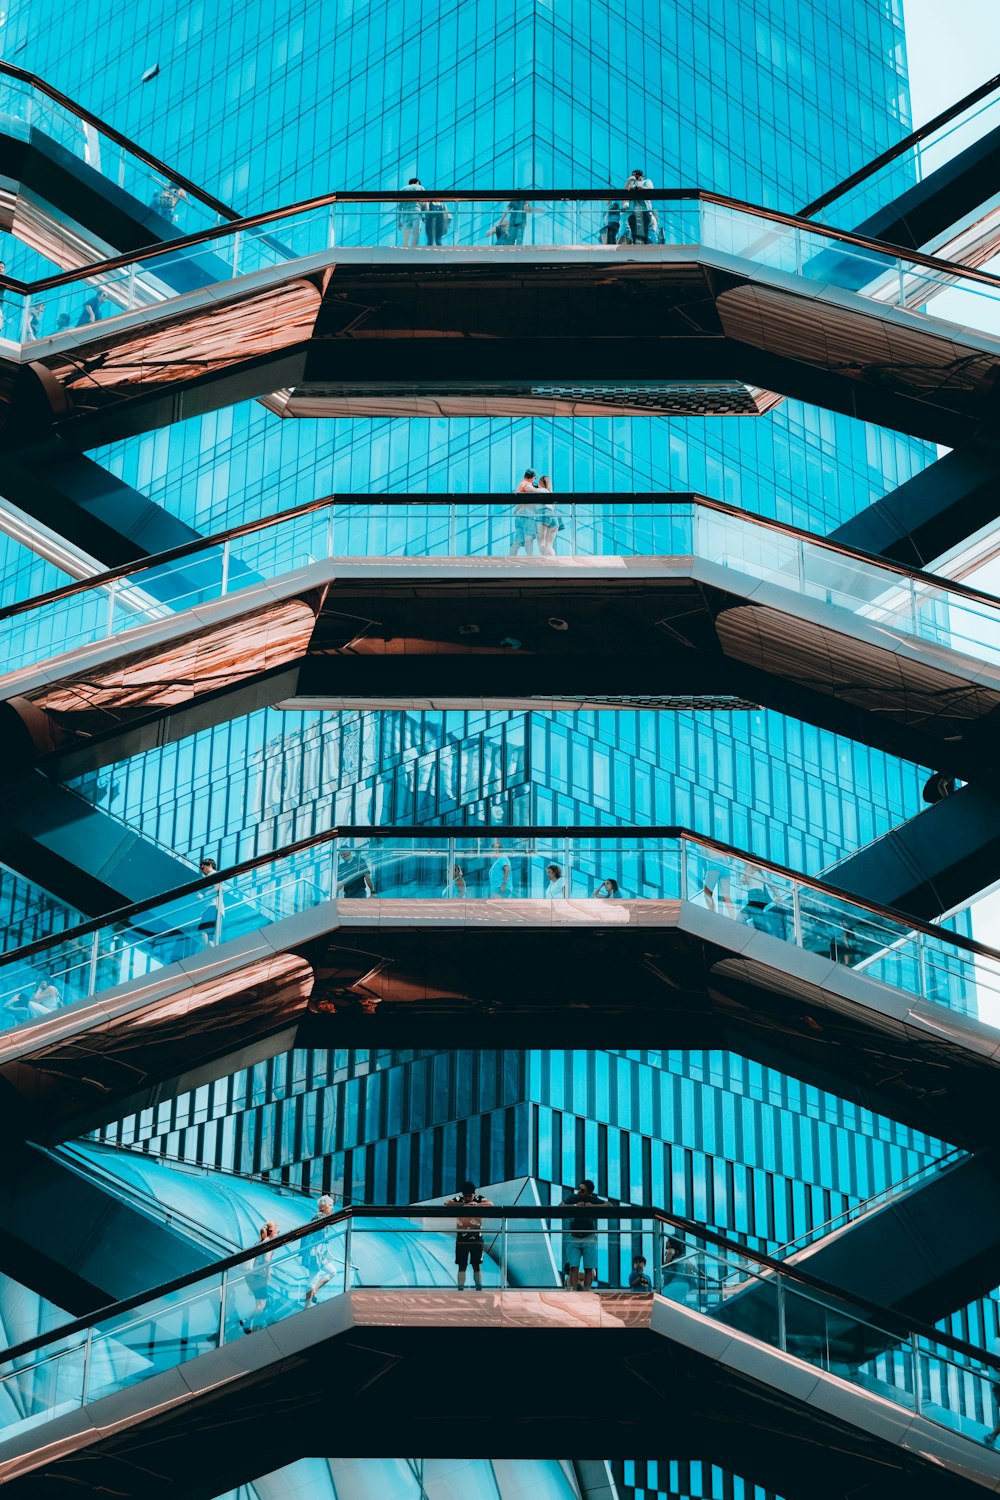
4 539 999 779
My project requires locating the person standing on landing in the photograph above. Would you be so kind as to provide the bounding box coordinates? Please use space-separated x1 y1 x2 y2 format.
448 1180 493 1289
623 168 654 244
511 469 539 556
562 1178 606 1290
534 475 560 556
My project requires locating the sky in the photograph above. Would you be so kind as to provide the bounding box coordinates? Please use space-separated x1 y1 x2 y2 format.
903 0 998 120
902 0 1000 980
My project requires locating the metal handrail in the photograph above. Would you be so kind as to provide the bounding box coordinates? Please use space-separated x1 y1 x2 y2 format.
768 1146 969 1261
0 60 238 222
1 824 997 973
4 492 1000 626
0 1201 995 1374
799 72 1000 219
0 184 999 297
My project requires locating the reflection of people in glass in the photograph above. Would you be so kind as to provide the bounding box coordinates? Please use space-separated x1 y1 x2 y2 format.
602 200 622 245
594 878 622 898
150 185 188 223
489 839 512 898
338 844 374 898
303 1195 336 1305
739 865 780 932
487 199 528 245
545 862 566 897
5 972 61 1022
984 1341 1000 1446
242 1221 279 1333
196 857 225 947
660 1235 692 1300
442 862 466 898
700 867 736 917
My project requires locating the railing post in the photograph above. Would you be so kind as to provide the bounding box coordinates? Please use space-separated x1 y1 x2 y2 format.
791 885 803 949
127 261 136 311
897 260 906 308
87 928 100 999
231 231 241 276
326 505 334 560
775 1273 787 1352
219 539 230 598
653 1219 664 1293
501 1219 508 1290
570 502 578 557
912 1334 922 1415
105 577 118 638
679 837 688 903
344 1216 353 1292
448 502 457 556
218 1269 228 1348
80 1326 93 1406
213 877 224 944
916 930 928 999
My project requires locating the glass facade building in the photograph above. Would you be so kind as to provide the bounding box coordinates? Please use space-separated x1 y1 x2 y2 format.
3 1 995 1498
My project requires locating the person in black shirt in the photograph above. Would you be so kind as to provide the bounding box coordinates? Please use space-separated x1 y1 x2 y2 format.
337 844 374 898
562 1178 605 1290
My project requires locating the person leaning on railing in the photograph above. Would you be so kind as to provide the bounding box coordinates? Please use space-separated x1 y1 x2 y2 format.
562 1178 606 1291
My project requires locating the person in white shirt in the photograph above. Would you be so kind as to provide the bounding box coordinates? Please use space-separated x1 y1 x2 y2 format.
623 168 654 244
545 862 567 897
398 177 424 247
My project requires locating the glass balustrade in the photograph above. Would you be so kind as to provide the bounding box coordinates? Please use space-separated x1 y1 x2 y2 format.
0 841 332 1033
0 72 227 242
0 1212 997 1454
3 499 999 685
761 1147 968 1265
0 832 996 1040
816 81 1000 242
5 195 997 348
666 1237 1000 1448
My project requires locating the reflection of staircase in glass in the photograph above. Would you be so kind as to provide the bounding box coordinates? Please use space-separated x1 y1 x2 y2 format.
0 1205 997 1499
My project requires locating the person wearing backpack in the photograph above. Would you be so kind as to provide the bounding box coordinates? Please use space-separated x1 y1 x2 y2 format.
448 1180 492 1289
